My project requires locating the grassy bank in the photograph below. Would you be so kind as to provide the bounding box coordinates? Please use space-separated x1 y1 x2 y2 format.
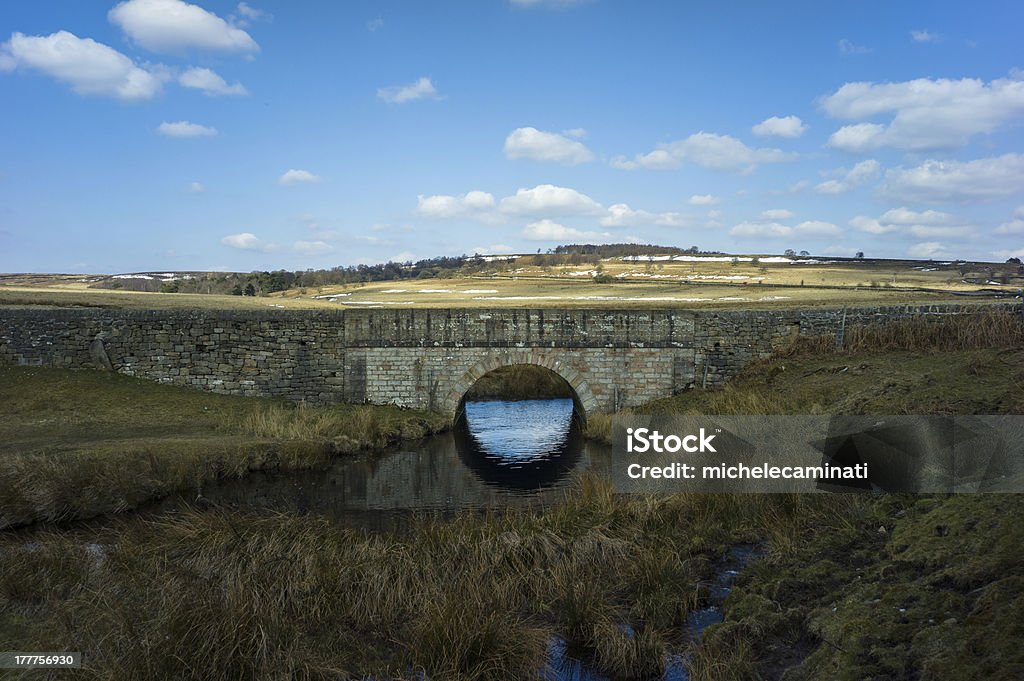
0 481 863 681
0 366 447 528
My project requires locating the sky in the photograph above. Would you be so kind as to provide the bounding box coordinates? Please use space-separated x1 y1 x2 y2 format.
1 0 1023 274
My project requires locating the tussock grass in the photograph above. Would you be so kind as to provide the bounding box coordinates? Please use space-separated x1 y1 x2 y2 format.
0 479 864 680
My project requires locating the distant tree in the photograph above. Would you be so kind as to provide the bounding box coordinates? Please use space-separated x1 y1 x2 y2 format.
244 283 256 296
751 256 760 265
230 284 243 296
855 251 865 259
784 249 796 257
799 250 810 256
730 257 740 267
160 281 179 293
1008 257 1022 265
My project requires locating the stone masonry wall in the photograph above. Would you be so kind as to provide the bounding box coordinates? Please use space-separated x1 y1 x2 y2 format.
0 303 1017 417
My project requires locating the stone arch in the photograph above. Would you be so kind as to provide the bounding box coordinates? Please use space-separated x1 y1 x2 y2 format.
443 351 599 425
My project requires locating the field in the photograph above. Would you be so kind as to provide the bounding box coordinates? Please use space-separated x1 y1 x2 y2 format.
1 315 1023 679
2 254 1021 310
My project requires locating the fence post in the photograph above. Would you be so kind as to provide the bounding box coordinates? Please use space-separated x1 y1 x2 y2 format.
835 310 847 350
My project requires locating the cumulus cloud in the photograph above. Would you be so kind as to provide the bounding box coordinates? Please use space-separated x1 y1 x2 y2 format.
0 30 165 100
188 181 205 193
612 132 795 173
220 232 274 251
730 220 840 238
236 2 268 22
908 242 949 258
995 206 1024 234
377 76 439 103
600 204 687 228
109 0 259 54
415 190 500 223
293 240 333 256
850 208 974 239
882 154 1024 202
523 219 610 242
688 194 719 206
822 76 1024 151
504 127 595 165
815 159 880 194
178 66 247 95
760 209 794 220
752 115 807 138
498 184 602 216
838 38 872 55
278 169 321 185
157 120 217 137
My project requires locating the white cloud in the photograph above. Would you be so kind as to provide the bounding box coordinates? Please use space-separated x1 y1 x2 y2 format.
911 29 942 43
178 66 247 96
849 216 898 235
367 17 384 31
522 219 610 241
293 240 333 256
220 232 274 251
851 208 974 239
730 222 792 238
908 242 949 258
278 169 321 185
0 31 165 100
795 220 842 236
730 220 840 238
157 120 217 137
760 208 794 220
563 127 586 139
236 2 267 22
821 77 1024 151
504 127 595 165
995 206 1024 234
878 207 956 225
826 123 886 153
995 248 1024 260
688 194 719 206
415 190 500 222
600 203 687 228
838 38 872 55
815 159 880 194
188 181 205 193
882 154 1024 202
377 76 439 103
109 0 259 54
752 115 807 138
613 132 795 173
499 184 602 216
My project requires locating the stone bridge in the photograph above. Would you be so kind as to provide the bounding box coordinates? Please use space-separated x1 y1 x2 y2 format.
0 304 1012 421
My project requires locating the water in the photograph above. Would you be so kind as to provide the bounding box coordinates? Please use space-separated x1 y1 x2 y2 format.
152 398 611 527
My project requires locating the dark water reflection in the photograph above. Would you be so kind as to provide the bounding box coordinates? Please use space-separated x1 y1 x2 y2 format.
160 399 609 526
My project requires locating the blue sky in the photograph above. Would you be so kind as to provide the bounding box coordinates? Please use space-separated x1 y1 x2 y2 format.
1 0 1022 273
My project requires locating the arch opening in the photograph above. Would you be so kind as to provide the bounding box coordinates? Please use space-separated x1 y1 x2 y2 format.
451 362 590 491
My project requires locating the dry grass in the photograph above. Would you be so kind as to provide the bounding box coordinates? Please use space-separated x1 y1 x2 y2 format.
0 479 867 681
0 366 447 528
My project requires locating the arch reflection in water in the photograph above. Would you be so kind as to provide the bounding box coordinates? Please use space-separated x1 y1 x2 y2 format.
455 398 584 491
